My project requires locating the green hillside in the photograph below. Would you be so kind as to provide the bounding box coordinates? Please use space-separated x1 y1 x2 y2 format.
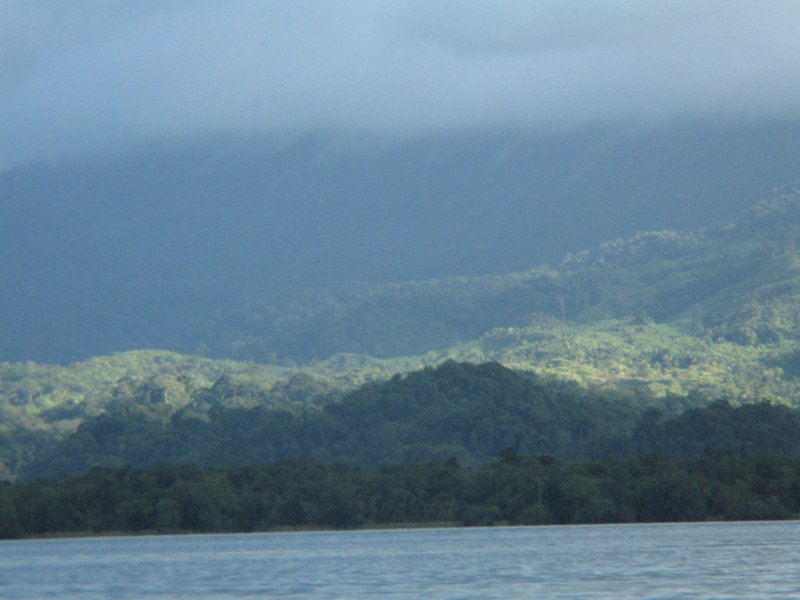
5 185 800 479
16 361 800 485
206 184 800 401
0 351 298 433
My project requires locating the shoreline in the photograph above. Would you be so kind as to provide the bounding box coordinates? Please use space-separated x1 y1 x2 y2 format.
9 516 800 543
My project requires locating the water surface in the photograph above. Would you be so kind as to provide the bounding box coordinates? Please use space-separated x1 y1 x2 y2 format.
1 521 799 598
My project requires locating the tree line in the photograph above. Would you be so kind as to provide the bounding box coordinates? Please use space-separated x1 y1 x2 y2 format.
2 450 800 539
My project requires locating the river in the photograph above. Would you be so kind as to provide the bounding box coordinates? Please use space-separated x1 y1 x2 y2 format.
1 521 799 598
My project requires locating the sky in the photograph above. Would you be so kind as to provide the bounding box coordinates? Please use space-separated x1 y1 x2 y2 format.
2 1 800 173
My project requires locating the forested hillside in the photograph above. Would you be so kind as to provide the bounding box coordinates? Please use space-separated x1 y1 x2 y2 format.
7 2 800 542
5 452 800 538
203 185 800 400
17 362 800 483
7 187 800 481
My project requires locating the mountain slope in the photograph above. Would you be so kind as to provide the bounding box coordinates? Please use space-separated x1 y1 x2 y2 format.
5 122 800 363
6 185 800 480
194 185 800 402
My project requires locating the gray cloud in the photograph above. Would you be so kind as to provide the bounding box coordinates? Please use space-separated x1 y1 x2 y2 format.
2 0 800 172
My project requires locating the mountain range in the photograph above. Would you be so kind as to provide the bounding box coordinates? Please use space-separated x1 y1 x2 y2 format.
4 122 800 364
5 121 800 482
4 180 800 479
200 182 800 402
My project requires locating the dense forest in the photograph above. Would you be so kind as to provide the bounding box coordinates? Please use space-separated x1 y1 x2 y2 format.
6 189 800 537
18 361 642 480
2 361 800 538
0 361 800 479
6 188 800 469
8 361 800 483
3 451 800 539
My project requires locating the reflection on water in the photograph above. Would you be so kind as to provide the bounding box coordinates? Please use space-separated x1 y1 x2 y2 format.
1 521 799 598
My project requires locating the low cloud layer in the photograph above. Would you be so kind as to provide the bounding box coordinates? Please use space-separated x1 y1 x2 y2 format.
2 1 800 171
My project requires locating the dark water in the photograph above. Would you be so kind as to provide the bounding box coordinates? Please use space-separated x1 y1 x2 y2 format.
1 521 799 598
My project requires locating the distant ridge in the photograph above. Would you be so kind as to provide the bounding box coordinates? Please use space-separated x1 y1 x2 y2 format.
205 185 800 402
5 122 800 363
7 187 800 479
6 185 800 450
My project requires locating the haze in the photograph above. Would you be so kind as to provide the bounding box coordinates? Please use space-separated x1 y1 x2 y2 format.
3 2 800 363
3 1 800 171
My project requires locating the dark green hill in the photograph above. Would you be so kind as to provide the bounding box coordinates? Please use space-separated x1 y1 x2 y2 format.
21 361 646 480
20 361 800 484
633 400 800 458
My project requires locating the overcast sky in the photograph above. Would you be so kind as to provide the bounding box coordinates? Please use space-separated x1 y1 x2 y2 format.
2 1 800 173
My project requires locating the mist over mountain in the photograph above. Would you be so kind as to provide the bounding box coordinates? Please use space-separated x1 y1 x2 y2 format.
3 120 800 363
4 3 800 173
3 3 800 364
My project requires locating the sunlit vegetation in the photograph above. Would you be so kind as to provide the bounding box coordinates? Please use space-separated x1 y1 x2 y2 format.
5 182 800 531
5 186 800 522
461 319 797 401
16 362 642 480
0 351 340 480
15 362 800 484
199 185 800 403
0 350 307 434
